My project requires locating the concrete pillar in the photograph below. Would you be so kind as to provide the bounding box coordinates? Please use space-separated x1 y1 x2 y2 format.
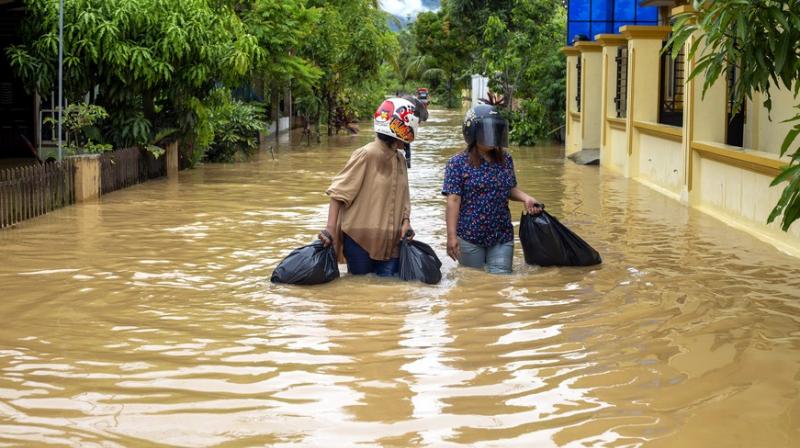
166 140 179 177
596 34 628 167
621 25 672 178
574 41 604 153
70 154 101 202
560 46 581 155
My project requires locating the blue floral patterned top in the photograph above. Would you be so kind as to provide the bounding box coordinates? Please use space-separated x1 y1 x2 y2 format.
442 151 517 247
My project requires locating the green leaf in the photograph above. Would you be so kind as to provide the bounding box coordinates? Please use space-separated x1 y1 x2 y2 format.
781 128 800 157
770 163 800 187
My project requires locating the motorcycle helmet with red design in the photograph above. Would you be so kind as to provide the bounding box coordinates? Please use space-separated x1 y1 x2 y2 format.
374 97 419 144
462 104 509 149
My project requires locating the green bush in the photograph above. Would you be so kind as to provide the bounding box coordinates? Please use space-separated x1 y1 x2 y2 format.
44 102 113 155
204 89 263 163
508 99 548 146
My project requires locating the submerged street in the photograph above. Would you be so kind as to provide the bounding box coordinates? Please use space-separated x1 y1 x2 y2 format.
1 109 799 446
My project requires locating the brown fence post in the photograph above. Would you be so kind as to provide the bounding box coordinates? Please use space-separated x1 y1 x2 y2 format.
0 169 5 227
71 155 102 202
166 141 179 178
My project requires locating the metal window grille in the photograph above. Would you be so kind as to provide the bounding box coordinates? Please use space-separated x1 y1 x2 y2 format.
614 46 628 118
576 56 582 112
659 40 685 126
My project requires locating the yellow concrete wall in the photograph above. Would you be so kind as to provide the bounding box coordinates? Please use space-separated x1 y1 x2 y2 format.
753 87 797 155
564 53 581 155
637 132 684 196
692 153 800 256
600 45 620 165
581 50 603 150
607 127 628 173
567 114 582 155
743 97 758 150
691 65 727 143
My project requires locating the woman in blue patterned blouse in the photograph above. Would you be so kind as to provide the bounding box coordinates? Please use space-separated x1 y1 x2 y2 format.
442 104 542 274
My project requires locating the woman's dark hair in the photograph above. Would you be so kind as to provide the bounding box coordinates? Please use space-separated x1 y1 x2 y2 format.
377 132 401 146
466 142 506 168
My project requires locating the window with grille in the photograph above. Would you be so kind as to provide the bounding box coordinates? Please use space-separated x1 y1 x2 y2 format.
576 56 582 112
614 46 628 118
726 65 745 147
658 40 685 127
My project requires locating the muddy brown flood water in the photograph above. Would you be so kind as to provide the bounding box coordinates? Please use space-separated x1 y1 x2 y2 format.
1 108 799 447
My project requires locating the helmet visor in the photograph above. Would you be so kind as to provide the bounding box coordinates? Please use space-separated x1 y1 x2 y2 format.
475 117 509 148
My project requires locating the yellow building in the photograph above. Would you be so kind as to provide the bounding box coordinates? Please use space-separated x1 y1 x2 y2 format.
562 2 800 257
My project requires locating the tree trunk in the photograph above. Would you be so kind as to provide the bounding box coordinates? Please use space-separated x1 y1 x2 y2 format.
326 93 334 136
272 87 280 149
447 77 453 108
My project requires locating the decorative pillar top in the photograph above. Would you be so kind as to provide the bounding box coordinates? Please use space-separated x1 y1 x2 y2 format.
671 4 695 16
575 41 603 53
620 25 672 41
595 34 627 47
560 46 580 57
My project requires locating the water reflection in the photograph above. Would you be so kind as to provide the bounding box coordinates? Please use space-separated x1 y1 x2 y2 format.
0 109 799 446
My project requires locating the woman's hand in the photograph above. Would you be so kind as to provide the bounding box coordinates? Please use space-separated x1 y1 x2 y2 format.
523 195 544 215
400 219 414 241
318 227 336 248
447 234 460 261
510 188 543 214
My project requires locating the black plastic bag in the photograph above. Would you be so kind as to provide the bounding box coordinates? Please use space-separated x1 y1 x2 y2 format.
519 211 602 267
399 239 442 284
271 240 340 285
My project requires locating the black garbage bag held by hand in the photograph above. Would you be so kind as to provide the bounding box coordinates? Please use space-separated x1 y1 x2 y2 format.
399 238 443 284
271 240 340 285
519 210 602 267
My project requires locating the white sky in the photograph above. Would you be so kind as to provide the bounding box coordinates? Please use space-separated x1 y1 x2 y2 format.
379 0 429 18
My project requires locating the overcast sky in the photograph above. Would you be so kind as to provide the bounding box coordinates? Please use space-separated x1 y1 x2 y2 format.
379 0 430 18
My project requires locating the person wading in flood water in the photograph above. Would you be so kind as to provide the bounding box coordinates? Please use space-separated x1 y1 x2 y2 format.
318 98 419 277
442 104 543 274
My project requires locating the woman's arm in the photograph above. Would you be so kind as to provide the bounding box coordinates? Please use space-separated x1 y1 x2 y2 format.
446 194 462 261
319 198 344 247
510 187 543 214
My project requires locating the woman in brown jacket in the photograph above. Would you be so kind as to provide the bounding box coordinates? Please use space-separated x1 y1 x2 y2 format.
318 98 419 276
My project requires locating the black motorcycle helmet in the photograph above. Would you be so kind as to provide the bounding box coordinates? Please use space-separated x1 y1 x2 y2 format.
462 104 508 148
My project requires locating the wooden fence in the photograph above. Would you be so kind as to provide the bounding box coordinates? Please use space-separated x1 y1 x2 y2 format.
0 160 75 228
100 147 166 194
0 147 168 229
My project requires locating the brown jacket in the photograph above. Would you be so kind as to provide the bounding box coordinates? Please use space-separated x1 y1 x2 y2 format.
327 139 411 261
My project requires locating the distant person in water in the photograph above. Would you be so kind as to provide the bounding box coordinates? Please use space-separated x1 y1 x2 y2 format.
442 104 543 274
318 98 419 277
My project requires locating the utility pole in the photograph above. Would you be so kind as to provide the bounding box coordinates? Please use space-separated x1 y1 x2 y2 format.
57 0 64 161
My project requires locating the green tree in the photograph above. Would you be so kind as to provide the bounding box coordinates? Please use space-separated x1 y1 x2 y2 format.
7 0 259 157
419 0 565 142
414 8 473 108
300 0 398 135
669 0 800 231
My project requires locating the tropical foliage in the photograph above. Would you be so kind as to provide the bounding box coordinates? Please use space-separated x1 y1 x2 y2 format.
669 0 800 230
299 0 398 135
43 102 112 154
407 0 566 144
204 89 263 162
6 0 397 160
